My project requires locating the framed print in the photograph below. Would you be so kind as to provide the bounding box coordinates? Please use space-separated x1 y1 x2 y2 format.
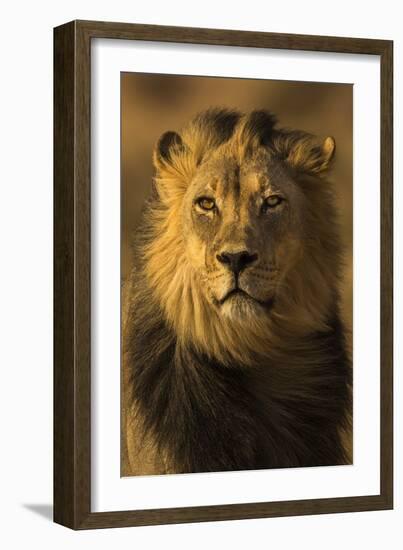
54 20 393 529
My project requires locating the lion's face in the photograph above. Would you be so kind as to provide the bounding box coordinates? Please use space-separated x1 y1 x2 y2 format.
148 110 338 358
182 149 303 320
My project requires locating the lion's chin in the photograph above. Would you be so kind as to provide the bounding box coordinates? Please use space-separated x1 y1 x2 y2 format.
219 290 271 321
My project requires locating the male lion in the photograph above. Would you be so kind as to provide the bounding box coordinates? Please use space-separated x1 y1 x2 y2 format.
122 108 352 475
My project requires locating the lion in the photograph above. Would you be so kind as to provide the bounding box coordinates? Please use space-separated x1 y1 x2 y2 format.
122 108 352 476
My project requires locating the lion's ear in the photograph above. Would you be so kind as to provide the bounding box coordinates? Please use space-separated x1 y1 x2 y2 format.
153 131 185 172
282 134 336 175
318 136 336 171
299 135 336 174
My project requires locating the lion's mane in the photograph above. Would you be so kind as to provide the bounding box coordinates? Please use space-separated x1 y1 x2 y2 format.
122 109 352 476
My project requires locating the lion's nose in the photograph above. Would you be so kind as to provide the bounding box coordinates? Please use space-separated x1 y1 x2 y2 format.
216 250 258 275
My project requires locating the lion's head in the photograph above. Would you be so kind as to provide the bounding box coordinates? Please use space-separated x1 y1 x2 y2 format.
141 109 341 363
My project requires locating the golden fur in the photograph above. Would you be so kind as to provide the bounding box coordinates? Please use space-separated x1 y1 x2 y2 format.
144 110 340 364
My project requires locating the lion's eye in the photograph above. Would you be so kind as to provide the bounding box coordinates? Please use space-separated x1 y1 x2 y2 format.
197 197 216 211
263 195 283 209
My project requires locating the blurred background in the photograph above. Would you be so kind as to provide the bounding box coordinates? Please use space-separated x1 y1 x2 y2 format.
121 73 352 330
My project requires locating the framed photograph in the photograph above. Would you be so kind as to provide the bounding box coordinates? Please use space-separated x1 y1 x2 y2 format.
54 20 393 529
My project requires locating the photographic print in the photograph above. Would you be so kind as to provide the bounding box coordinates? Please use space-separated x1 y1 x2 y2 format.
121 73 353 477
54 20 392 528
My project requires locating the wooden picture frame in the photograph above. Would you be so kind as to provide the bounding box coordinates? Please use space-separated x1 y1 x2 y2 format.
54 19 393 529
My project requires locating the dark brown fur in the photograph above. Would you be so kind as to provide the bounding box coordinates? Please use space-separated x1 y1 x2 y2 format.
125 268 351 473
